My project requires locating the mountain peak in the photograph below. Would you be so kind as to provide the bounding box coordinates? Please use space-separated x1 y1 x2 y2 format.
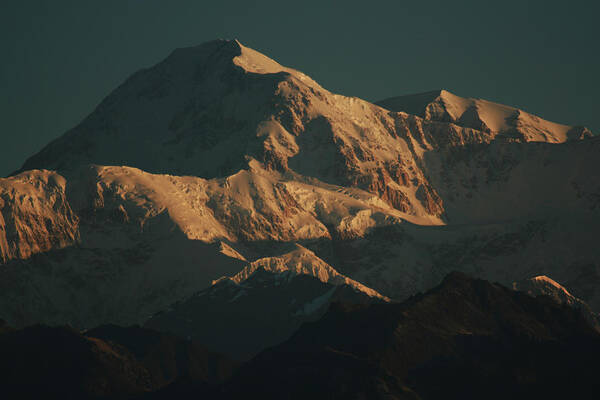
532 275 571 292
513 275 576 304
437 88 452 97
171 38 303 77
166 38 241 64
16 38 324 177
512 275 600 330
232 40 285 75
220 245 388 301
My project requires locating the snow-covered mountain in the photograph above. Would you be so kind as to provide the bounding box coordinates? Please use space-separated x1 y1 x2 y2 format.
0 39 598 331
376 89 593 142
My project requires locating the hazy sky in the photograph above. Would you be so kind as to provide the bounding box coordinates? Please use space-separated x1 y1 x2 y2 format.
1 0 598 176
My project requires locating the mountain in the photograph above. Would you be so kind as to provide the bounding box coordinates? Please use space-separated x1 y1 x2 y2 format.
0 38 598 335
15 39 448 222
0 323 237 399
376 89 594 142
223 244 388 299
16 40 322 179
513 275 600 330
146 245 387 360
208 272 600 399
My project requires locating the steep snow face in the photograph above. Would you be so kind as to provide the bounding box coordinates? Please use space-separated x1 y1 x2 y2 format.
422 134 600 224
0 170 78 263
377 89 593 143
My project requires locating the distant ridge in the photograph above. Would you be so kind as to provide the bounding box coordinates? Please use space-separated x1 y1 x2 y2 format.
376 89 593 142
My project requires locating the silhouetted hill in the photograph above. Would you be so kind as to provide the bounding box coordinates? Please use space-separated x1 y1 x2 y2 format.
212 272 600 399
3 273 600 399
0 324 237 399
85 325 239 386
0 325 150 399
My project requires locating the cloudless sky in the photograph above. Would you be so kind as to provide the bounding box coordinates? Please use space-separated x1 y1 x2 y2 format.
1 0 598 176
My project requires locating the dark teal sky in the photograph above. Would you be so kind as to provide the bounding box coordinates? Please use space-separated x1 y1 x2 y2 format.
1 0 598 176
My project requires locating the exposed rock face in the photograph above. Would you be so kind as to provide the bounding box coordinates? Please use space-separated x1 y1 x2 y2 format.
0 170 78 263
0 39 598 331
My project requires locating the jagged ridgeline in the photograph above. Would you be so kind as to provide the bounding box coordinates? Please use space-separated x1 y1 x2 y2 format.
1 39 599 343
